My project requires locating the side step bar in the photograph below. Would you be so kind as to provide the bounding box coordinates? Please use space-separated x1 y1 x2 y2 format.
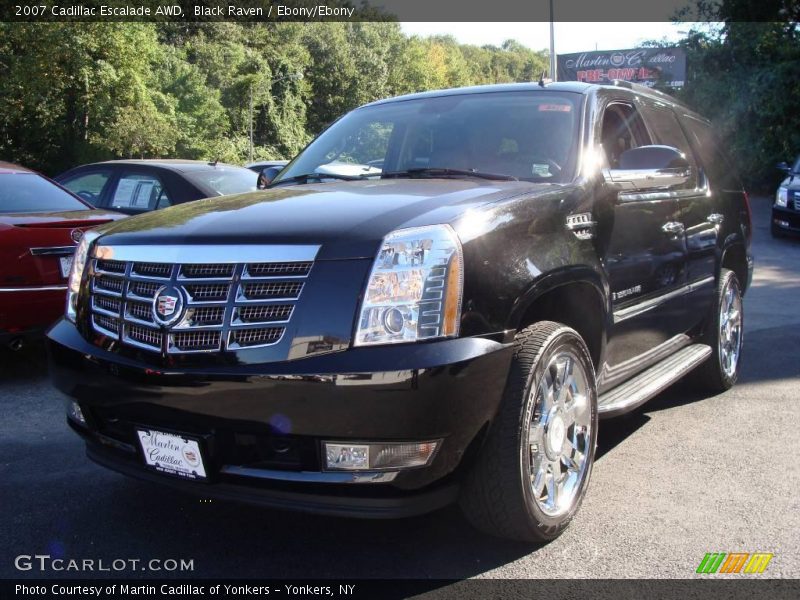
598 344 712 418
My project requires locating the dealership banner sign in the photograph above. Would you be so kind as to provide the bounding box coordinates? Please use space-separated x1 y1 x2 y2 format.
557 48 687 88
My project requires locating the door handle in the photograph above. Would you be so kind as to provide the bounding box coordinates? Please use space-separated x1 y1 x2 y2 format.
662 221 685 235
707 213 724 225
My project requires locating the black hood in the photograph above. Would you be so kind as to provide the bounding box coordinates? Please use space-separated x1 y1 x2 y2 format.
95 179 552 260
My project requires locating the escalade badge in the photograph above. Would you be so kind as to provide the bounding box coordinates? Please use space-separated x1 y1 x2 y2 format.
152 286 185 327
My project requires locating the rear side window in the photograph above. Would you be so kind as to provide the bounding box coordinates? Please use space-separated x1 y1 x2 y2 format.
678 114 741 191
640 102 698 187
0 174 89 214
60 170 112 207
184 168 259 196
110 173 171 211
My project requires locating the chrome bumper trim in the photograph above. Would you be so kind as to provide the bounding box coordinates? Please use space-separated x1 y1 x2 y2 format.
94 244 321 264
30 246 76 256
0 285 68 292
220 465 399 484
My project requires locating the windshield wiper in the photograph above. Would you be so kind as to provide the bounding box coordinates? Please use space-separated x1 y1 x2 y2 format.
381 168 518 181
267 172 370 187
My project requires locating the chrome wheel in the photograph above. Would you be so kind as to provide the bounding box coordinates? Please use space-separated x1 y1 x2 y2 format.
719 279 742 378
526 349 592 517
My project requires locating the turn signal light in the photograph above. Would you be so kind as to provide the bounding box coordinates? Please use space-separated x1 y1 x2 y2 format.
323 441 440 471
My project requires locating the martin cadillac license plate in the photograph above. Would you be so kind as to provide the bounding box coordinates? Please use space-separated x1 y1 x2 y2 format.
136 429 207 480
59 256 73 278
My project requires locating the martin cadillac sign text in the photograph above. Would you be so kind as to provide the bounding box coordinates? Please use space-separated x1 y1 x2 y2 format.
557 48 686 88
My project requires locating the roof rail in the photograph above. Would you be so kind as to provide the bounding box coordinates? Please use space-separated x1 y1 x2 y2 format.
611 79 682 102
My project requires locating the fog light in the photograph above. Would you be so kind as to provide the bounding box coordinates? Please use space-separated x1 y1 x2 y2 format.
324 440 440 471
775 219 789 228
67 400 86 426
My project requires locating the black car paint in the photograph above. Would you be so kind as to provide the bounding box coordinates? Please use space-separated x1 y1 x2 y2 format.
48 83 753 516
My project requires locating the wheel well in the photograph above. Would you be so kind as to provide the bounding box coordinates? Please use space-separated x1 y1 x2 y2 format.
722 244 748 292
518 282 604 369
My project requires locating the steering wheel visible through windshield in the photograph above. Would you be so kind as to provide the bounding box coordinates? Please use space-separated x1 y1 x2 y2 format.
273 90 582 185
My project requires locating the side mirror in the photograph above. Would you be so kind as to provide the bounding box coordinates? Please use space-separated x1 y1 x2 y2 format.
777 161 792 174
602 145 693 192
258 166 283 188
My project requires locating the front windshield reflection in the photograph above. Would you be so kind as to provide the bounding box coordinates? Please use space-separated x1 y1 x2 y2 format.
274 91 582 185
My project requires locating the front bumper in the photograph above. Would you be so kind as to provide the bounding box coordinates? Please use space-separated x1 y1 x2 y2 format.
771 205 800 234
48 319 515 517
0 285 67 344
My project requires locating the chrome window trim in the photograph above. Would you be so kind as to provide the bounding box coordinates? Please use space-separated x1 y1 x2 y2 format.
93 244 320 264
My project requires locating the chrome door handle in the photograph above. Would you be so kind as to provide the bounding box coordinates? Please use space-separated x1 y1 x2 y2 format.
707 213 724 225
662 221 685 235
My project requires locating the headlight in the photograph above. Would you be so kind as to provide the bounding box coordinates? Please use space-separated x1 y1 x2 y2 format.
776 187 788 207
66 230 100 323
354 224 463 346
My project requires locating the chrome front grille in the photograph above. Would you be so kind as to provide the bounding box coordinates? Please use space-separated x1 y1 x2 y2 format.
132 262 172 278
86 253 314 354
240 281 303 301
793 193 800 211
180 264 235 279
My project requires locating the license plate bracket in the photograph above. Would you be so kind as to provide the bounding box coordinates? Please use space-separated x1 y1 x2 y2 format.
136 429 208 481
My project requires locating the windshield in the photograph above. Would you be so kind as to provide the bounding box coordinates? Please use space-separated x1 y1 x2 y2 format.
275 91 582 185
793 155 800 173
0 174 89 214
184 167 259 196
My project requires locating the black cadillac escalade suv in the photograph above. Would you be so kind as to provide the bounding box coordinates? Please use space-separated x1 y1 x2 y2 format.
48 82 753 542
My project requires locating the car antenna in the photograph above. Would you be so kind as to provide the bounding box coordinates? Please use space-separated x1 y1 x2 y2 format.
209 158 219 167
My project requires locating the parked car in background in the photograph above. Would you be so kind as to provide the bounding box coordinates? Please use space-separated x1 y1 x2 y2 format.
248 160 290 188
245 160 289 173
49 82 752 542
0 162 124 350
772 155 800 237
55 160 259 216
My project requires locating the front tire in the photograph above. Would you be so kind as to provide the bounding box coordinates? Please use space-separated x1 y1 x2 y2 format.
695 268 743 392
459 321 598 542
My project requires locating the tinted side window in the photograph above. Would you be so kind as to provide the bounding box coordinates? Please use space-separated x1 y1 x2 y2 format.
60 170 112 207
109 173 171 212
600 102 651 168
640 103 697 188
678 114 741 191
0 174 89 214
641 104 696 162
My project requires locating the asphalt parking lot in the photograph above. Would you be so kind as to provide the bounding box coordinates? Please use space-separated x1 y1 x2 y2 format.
1 196 798 581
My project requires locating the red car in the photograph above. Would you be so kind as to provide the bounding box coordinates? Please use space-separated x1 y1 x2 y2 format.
0 162 123 350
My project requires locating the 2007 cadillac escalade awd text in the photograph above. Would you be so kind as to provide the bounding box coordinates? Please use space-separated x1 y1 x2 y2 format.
48 82 753 542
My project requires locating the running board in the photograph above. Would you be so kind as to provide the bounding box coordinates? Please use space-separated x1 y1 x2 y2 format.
598 344 712 418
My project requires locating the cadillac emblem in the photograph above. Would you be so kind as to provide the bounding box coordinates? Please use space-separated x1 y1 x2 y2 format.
70 228 84 244
152 285 185 327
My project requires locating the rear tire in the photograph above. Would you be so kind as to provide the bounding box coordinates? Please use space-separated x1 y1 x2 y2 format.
459 321 598 542
694 268 743 393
